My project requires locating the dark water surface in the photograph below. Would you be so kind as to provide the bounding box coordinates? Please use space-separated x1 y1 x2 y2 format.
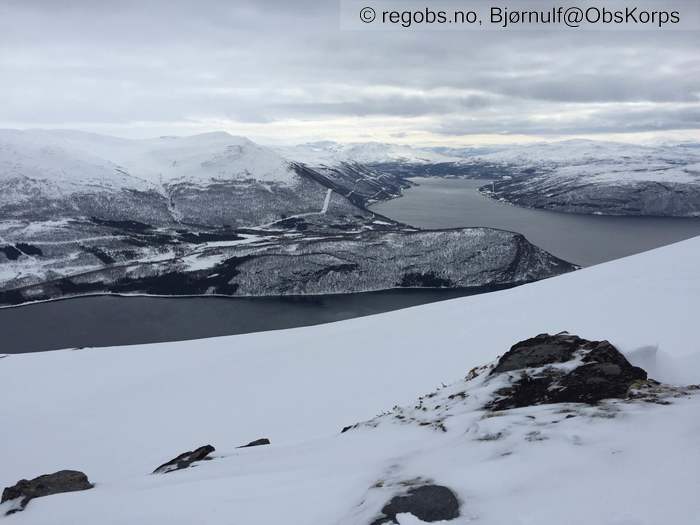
0 288 488 353
371 178 700 266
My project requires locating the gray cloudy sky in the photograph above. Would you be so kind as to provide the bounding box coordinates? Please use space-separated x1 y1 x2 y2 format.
0 0 698 145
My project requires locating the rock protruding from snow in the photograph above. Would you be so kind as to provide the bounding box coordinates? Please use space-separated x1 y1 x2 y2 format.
1 470 93 515
488 333 647 410
370 484 460 524
238 438 270 448
152 444 215 474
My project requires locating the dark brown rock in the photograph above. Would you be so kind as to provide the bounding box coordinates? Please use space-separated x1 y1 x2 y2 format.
153 444 215 474
371 485 460 524
2 470 93 515
238 438 270 448
488 333 647 410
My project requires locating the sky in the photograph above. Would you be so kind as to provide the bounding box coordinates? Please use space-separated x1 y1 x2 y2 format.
0 0 698 146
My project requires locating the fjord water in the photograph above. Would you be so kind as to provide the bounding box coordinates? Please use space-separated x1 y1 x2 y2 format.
0 289 486 353
371 178 700 266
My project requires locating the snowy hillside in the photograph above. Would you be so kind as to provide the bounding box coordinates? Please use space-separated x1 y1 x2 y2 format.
280 141 490 193
0 130 296 188
0 130 334 225
0 227 574 305
473 139 700 216
1 237 699 523
279 141 462 166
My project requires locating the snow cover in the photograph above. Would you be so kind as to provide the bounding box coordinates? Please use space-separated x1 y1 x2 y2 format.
1 236 700 523
470 139 700 184
0 130 298 199
467 139 694 166
278 141 463 166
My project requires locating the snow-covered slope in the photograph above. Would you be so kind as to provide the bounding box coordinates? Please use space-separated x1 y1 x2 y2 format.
0 130 296 188
474 139 700 216
469 139 669 166
279 141 462 166
1 237 699 523
0 130 335 226
279 142 491 206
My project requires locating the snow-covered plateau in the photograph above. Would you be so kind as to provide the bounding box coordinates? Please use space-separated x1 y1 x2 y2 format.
1 236 699 524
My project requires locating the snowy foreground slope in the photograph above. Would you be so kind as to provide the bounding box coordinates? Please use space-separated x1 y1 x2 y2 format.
1 238 700 523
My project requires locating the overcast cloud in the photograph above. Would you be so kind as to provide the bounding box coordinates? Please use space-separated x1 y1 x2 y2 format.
0 0 698 145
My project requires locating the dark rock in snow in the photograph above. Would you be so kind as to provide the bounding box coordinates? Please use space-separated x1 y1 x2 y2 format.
1 470 93 515
488 333 647 410
238 438 270 448
153 444 215 474
371 485 460 524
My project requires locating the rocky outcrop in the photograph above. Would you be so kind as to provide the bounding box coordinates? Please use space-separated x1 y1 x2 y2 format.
344 333 673 436
370 485 460 524
488 333 647 410
153 445 215 474
1 470 93 515
238 438 270 448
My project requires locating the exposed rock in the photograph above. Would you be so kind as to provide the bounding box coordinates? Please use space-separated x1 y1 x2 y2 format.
1 470 93 515
153 444 215 474
238 438 270 448
488 333 647 410
370 484 460 524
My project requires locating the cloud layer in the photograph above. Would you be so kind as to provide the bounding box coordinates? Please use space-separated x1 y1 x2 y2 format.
0 0 698 144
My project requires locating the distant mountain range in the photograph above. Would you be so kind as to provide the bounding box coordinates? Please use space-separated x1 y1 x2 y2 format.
280 138 700 216
473 140 700 216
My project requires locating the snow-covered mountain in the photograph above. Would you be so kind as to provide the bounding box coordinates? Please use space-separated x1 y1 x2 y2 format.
279 142 492 206
279 141 462 166
0 130 360 226
1 237 699 523
282 139 700 216
473 139 700 216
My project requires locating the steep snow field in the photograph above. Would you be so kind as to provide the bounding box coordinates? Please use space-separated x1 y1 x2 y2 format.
1 237 700 523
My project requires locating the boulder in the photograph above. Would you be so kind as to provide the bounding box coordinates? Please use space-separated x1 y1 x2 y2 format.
238 438 270 448
371 485 460 524
153 444 215 474
2 470 93 515
488 333 647 410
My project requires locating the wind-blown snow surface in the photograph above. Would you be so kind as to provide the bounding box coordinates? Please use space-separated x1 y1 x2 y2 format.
2 238 700 523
